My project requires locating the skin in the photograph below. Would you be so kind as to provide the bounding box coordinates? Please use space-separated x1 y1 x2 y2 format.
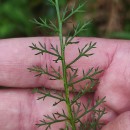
0 37 130 130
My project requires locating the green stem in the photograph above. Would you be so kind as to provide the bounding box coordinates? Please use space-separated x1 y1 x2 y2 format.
55 0 76 129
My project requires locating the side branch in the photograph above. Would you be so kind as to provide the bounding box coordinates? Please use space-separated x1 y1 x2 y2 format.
28 65 62 80
75 97 106 122
66 42 96 68
68 67 103 87
62 1 87 22
37 115 66 130
71 81 96 105
34 88 66 106
29 42 61 57
32 18 58 32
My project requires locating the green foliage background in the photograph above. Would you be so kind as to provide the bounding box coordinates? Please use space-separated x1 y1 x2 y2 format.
0 0 130 39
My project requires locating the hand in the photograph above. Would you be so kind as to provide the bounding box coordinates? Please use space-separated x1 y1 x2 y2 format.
0 37 130 130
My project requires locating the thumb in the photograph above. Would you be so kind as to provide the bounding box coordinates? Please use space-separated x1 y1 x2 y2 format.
101 111 130 130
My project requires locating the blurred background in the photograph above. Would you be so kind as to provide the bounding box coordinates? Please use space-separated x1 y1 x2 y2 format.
0 0 130 39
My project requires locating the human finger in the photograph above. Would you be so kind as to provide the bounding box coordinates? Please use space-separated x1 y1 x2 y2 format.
0 37 118 89
0 88 92 130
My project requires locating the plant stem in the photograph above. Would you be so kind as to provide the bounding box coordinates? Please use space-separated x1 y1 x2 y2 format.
55 0 76 129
